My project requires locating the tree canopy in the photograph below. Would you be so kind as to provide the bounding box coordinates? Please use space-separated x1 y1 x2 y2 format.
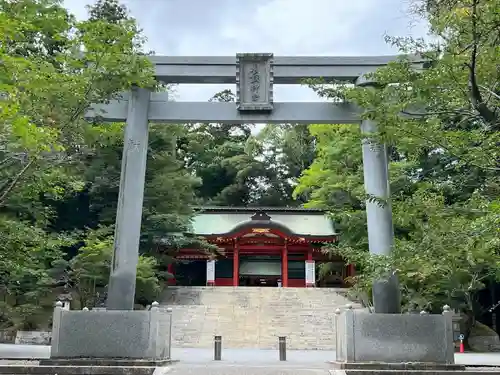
0 0 498 337
0 0 309 329
295 0 499 322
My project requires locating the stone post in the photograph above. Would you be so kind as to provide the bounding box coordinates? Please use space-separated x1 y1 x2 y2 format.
334 308 341 355
356 75 400 314
335 304 355 362
166 307 173 359
149 301 160 359
50 301 64 357
107 87 151 310
442 304 455 363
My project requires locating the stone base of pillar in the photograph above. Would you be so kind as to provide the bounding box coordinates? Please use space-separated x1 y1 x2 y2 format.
40 358 175 367
335 307 455 365
207 281 215 286
50 307 172 360
330 362 465 373
372 273 401 313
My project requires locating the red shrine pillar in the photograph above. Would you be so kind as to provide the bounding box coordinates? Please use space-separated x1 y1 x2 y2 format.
167 263 176 285
348 264 355 278
282 240 288 287
233 239 239 287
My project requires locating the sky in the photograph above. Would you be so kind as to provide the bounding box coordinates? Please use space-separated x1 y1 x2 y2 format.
63 0 428 102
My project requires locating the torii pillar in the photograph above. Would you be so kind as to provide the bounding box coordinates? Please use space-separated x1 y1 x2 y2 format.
356 75 401 314
106 87 151 310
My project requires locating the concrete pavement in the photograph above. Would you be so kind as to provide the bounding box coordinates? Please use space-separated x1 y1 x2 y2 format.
1 344 500 367
0 344 49 360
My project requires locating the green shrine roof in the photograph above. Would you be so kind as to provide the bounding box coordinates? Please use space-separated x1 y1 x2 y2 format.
190 206 337 237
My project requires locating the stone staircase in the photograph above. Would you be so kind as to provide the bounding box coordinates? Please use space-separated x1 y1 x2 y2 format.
160 286 363 350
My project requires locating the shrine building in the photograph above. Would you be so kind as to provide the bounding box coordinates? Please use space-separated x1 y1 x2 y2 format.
170 207 354 288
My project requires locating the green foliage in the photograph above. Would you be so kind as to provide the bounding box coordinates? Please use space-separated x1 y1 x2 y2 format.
0 0 154 214
246 123 316 206
8 0 497 340
1 0 279 331
297 0 500 316
70 226 161 308
0 218 74 329
294 124 367 250
0 0 158 328
177 89 316 207
178 90 257 206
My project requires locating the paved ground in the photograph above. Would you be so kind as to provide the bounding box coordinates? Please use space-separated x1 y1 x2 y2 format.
0 344 49 359
163 363 331 374
1 344 500 367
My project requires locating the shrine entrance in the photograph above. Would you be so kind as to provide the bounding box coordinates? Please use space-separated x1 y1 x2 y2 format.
174 260 206 287
240 275 280 287
89 53 424 312
168 207 353 288
239 255 281 287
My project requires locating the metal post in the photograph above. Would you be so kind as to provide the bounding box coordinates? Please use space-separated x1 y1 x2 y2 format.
278 336 286 361
167 307 173 359
214 335 222 360
106 87 151 311
356 76 400 314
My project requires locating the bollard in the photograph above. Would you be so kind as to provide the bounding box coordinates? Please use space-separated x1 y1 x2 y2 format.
214 335 222 360
166 307 173 359
278 336 286 361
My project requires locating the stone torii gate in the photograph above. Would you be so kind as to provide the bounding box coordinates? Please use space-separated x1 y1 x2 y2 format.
88 53 423 314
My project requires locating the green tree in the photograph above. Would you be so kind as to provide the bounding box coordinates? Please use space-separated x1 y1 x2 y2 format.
246 123 316 206
178 90 259 206
293 124 367 252
0 219 74 329
0 0 155 328
296 0 500 327
69 226 161 308
0 0 154 214
180 90 317 207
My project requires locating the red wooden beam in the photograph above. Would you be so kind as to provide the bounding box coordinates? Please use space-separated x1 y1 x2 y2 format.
238 245 283 251
204 230 337 244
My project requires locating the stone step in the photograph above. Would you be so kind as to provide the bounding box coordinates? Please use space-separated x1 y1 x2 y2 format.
162 286 363 349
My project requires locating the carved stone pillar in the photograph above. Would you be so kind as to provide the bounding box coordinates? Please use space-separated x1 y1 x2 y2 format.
107 87 151 311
